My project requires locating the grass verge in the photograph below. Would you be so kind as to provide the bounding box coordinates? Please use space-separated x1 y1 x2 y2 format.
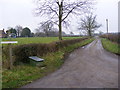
2 37 82 45
101 38 120 55
2 38 94 88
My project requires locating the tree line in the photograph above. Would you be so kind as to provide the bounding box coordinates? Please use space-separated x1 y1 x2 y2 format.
5 26 33 38
5 13 102 38
5 0 102 38
4 24 67 38
34 0 101 40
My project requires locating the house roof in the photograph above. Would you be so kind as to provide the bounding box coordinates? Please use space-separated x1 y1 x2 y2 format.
0 30 6 34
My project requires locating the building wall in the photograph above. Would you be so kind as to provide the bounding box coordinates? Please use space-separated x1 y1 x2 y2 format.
0 31 3 38
0 30 6 38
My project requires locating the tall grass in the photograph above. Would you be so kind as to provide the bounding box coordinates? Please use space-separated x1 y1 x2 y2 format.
101 38 120 55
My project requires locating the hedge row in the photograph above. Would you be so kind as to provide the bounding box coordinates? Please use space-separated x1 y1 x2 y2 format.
2 38 88 66
100 33 120 44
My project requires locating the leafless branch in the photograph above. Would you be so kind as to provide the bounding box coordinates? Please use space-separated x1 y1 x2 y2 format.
34 0 95 39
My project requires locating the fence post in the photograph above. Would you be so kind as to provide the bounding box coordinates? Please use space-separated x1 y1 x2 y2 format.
9 44 13 69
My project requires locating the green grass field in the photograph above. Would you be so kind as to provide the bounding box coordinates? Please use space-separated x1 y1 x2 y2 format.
101 38 120 55
2 37 82 45
2 38 94 88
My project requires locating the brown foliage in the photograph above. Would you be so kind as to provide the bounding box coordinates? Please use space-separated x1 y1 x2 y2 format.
100 33 120 44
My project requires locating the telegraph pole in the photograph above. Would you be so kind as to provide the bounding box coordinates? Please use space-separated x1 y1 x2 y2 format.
106 19 109 38
106 19 108 34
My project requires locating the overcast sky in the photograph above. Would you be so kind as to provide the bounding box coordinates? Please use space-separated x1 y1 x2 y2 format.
0 0 119 34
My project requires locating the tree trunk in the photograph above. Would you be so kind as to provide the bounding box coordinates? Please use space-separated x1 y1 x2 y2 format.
17 31 18 37
88 30 91 36
58 2 63 40
59 18 62 40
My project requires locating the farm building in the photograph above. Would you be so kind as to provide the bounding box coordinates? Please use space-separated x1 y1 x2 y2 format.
0 29 6 38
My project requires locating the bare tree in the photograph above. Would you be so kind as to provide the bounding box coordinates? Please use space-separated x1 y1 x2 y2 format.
15 25 23 37
39 21 54 37
70 31 74 35
78 14 101 36
35 0 94 40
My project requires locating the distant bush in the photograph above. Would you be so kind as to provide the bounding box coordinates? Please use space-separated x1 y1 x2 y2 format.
4 38 87 64
100 33 120 44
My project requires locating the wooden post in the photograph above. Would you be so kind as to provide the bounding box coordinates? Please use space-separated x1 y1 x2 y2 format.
1 41 18 69
9 43 13 69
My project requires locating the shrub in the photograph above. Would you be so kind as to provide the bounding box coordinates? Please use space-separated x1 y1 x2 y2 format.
100 33 120 44
3 38 88 66
13 44 38 63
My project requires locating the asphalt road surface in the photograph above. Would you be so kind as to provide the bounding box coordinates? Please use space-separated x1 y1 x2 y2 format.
22 38 118 88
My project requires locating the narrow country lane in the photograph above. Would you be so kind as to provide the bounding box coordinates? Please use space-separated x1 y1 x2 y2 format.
22 37 118 88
